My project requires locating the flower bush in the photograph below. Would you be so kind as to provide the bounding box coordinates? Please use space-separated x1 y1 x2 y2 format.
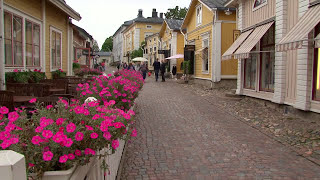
75 68 103 77
0 70 143 178
51 69 66 79
5 69 46 83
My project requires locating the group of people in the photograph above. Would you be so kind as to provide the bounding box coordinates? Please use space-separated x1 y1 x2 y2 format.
116 58 167 82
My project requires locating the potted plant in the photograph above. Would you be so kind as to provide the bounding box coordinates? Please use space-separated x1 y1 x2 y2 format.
51 69 66 79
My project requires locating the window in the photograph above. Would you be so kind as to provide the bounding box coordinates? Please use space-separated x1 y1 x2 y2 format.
313 23 320 101
146 25 152 29
4 11 23 66
202 37 209 72
196 5 202 26
150 48 152 53
26 20 40 67
253 0 267 9
244 54 257 89
50 28 62 70
154 38 156 41
259 24 275 92
154 47 156 51
146 49 148 54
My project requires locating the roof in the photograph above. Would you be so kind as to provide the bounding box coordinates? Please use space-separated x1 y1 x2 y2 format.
113 20 134 37
132 16 164 24
48 0 81 21
165 19 183 30
72 24 93 40
200 0 232 10
96 51 112 56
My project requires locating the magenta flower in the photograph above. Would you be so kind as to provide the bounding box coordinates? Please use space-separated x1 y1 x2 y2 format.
113 122 124 129
68 153 75 160
43 151 53 161
29 163 35 167
56 118 64 126
131 129 137 137
8 112 19 122
52 134 64 143
0 131 11 140
85 125 94 131
31 135 42 145
59 155 68 163
90 132 98 139
29 98 37 103
42 130 53 139
35 126 43 133
0 106 9 114
112 139 119 149
1 139 12 149
75 150 82 156
75 132 84 141
66 122 76 133
63 138 73 147
10 137 19 144
46 105 53 109
103 132 111 140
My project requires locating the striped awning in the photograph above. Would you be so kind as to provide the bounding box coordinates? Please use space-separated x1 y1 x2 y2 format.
222 29 253 60
277 5 320 52
234 22 274 59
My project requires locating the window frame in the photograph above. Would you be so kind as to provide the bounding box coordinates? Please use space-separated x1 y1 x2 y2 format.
25 20 41 67
50 27 63 71
201 34 209 73
312 23 320 101
196 4 202 27
4 11 24 67
252 0 268 11
244 54 257 90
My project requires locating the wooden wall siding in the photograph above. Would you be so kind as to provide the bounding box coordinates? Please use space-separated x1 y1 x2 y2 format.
45 2 68 77
221 23 238 76
285 0 299 104
186 1 214 34
4 0 42 20
244 0 276 29
136 23 162 46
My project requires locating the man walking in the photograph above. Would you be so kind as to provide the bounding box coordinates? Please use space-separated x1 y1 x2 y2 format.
153 58 160 82
160 60 166 82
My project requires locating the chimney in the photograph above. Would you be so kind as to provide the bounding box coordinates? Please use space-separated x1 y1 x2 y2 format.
152 8 158 18
160 13 164 19
138 9 143 18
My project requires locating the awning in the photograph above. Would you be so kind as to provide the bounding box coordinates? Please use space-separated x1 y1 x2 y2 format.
222 29 253 60
234 22 274 59
195 47 207 55
165 54 184 59
277 5 320 51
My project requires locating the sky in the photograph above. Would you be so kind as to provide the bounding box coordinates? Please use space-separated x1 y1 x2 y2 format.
66 0 190 49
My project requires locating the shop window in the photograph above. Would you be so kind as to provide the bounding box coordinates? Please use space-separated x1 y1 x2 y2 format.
313 23 320 101
196 5 202 26
244 54 257 90
26 20 40 67
4 11 23 66
50 28 62 70
259 24 275 92
202 37 209 72
253 0 267 10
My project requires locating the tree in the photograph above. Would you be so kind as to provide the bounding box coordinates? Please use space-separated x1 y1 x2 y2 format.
101 36 113 52
130 49 143 59
165 6 188 20
92 40 100 52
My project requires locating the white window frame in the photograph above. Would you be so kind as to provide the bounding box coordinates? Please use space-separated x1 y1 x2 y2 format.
146 25 152 29
196 4 202 27
202 34 209 74
50 26 62 71
252 0 268 11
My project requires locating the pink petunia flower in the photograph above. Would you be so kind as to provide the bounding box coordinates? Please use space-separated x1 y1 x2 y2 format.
75 150 82 156
75 132 84 141
66 122 76 133
31 135 42 145
85 125 94 131
59 155 68 163
1 139 12 149
46 105 53 109
35 126 43 133
29 163 35 167
42 130 53 139
131 129 137 137
29 98 37 103
0 131 11 140
56 118 64 126
8 112 19 122
112 139 119 149
0 106 9 115
43 151 53 161
90 132 98 139
63 138 73 147
68 153 75 160
103 132 111 140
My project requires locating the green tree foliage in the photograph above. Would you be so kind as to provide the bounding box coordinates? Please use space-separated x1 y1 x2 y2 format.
101 36 113 51
130 49 143 59
165 6 188 20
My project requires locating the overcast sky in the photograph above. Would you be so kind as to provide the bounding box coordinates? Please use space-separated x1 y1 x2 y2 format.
66 0 190 49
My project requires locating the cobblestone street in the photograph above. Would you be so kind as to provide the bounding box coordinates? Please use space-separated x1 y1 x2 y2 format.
120 77 320 179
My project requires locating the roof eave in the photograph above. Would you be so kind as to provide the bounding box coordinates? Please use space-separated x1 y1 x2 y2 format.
48 0 81 21
224 0 238 7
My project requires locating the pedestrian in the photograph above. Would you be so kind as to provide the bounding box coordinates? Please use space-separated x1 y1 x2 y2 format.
139 62 148 80
153 58 160 82
160 60 166 82
117 63 120 71
127 63 135 70
123 62 128 69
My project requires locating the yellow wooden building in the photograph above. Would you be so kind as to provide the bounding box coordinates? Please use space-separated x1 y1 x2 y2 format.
122 9 164 63
0 0 81 85
159 19 184 74
143 33 160 71
181 0 237 87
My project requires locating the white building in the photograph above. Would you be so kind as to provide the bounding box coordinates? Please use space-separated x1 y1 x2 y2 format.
112 20 133 63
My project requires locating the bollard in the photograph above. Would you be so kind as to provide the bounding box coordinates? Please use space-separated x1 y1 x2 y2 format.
0 150 27 180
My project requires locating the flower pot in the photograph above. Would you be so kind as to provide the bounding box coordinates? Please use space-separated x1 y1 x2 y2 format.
29 166 76 180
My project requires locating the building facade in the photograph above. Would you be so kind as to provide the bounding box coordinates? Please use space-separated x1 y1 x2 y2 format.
113 20 132 63
144 33 160 71
224 0 320 113
181 0 237 87
0 0 81 89
122 9 164 63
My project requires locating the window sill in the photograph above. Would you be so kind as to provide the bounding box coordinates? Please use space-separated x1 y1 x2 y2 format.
202 71 209 74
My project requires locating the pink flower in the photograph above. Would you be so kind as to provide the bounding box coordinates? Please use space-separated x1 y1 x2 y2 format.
1 139 11 149
75 150 82 156
10 137 19 144
56 118 64 126
52 133 64 143
0 131 11 140
113 122 124 129
29 98 37 103
131 129 137 137
35 126 43 133
90 132 98 139
8 112 19 122
63 138 73 147
31 135 42 145
5 123 15 132
84 148 95 155
43 151 53 161
112 139 119 149
0 114 3 120
103 132 111 140
46 105 53 109
123 113 131 120
13 69 19 72
42 130 53 139
85 125 94 131
59 155 68 163
66 122 76 133
75 132 84 141
92 114 100 120
0 106 9 114
68 153 75 160
29 163 35 167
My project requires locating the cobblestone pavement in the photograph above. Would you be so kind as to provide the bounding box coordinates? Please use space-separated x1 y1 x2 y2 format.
120 78 320 180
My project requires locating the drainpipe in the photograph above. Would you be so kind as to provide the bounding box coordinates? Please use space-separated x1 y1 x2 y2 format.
0 0 5 90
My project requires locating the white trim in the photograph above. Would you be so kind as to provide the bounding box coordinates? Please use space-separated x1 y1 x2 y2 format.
67 24 72 76
221 75 237 79
42 0 46 73
50 26 63 71
48 0 81 21
252 0 268 12
196 4 202 27
201 33 209 72
194 77 211 80
3 3 42 23
212 20 222 82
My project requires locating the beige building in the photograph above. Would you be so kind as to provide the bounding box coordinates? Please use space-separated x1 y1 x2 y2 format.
224 0 320 114
143 33 160 71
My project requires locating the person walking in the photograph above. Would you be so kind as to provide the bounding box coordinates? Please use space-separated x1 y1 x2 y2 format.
160 60 166 82
153 58 160 82
139 62 148 80
123 62 128 69
127 63 135 70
